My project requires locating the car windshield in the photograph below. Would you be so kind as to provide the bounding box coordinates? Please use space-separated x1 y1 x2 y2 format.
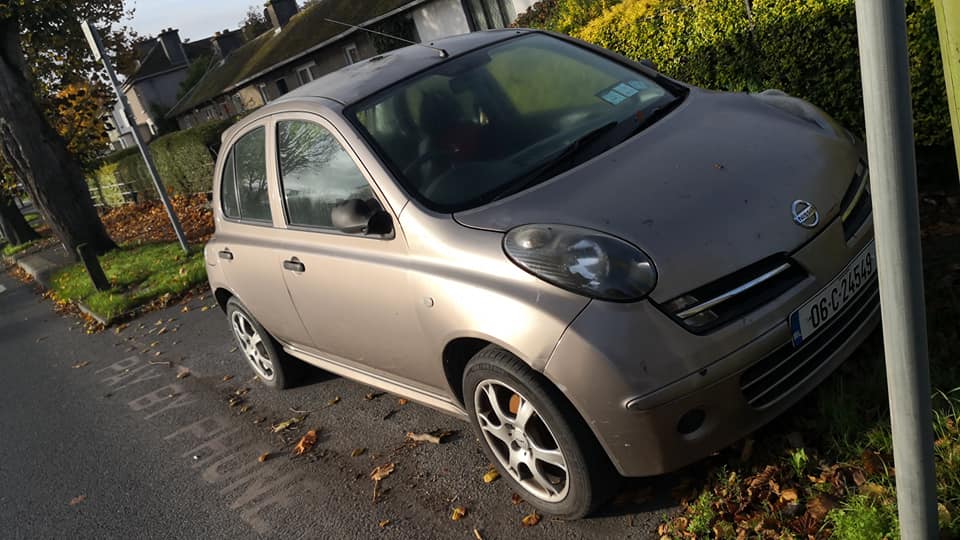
348 33 681 212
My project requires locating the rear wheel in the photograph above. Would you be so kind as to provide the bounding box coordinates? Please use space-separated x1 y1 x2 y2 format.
226 297 302 389
463 345 618 519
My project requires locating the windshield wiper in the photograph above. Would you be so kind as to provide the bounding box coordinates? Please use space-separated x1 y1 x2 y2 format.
490 121 618 202
624 95 684 140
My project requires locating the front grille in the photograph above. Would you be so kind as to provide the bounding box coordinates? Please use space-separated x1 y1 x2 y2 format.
840 162 871 240
660 254 808 334
740 277 879 409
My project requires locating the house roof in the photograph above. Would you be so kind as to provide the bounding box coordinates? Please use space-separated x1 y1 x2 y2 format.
124 43 186 86
167 0 424 118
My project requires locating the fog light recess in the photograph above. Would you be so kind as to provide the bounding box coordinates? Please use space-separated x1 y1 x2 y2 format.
677 409 706 435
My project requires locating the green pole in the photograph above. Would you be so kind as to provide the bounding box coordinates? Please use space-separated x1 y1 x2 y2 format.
934 0 960 177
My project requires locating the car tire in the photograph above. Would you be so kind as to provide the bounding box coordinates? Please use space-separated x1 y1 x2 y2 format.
463 345 619 519
225 297 302 389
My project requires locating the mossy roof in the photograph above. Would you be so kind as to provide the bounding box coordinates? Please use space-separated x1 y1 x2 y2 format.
168 0 419 117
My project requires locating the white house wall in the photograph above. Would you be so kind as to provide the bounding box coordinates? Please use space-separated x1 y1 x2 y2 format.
510 0 536 16
413 0 471 41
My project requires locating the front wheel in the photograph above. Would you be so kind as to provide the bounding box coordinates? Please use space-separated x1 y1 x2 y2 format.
463 346 618 519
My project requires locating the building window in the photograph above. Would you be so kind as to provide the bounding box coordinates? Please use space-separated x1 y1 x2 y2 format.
344 43 360 65
296 62 316 86
464 0 515 30
276 78 289 95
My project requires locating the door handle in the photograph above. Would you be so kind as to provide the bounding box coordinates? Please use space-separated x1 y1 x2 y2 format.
218 250 234 260
283 258 305 272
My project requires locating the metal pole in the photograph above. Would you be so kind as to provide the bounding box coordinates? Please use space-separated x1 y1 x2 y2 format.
81 21 190 254
854 1 938 538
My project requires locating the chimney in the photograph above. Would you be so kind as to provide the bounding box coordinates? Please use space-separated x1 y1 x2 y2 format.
212 29 243 58
266 0 299 30
158 28 187 65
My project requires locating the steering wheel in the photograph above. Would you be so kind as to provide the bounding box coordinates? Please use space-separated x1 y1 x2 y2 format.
402 148 458 178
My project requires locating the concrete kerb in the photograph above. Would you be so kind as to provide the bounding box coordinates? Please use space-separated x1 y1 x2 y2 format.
4 245 117 326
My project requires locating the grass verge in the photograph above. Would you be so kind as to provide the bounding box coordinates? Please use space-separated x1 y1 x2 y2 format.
48 242 206 322
2 239 38 257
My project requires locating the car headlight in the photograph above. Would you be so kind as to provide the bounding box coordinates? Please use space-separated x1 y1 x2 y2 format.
753 89 847 138
503 224 657 302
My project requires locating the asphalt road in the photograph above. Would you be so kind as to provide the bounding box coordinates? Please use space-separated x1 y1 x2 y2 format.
0 272 679 539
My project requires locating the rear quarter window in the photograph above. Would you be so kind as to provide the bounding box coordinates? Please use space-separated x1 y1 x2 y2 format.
222 127 272 222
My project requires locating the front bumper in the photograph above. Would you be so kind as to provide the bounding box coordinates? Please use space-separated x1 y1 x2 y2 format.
544 208 877 477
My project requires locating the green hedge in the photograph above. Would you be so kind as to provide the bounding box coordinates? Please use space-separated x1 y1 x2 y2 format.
90 118 235 205
523 0 950 147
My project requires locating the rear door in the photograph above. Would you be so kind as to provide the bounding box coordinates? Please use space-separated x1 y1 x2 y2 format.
210 121 312 346
268 113 440 392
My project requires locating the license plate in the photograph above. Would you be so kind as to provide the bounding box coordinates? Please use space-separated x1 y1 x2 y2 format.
789 241 876 347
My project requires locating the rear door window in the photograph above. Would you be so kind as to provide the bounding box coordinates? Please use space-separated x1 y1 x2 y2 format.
233 127 272 222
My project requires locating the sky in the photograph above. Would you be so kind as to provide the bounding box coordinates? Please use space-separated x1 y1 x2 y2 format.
125 0 255 42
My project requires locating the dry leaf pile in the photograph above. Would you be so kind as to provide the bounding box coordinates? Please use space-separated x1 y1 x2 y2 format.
99 194 213 244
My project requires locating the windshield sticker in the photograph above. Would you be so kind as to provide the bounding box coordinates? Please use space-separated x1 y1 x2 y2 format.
627 79 650 91
613 83 639 97
598 89 628 105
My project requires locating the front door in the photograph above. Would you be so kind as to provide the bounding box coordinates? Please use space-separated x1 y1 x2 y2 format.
269 116 440 392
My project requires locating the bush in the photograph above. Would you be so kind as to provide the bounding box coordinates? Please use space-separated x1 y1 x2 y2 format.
514 0 620 35
570 0 950 147
87 162 124 207
89 117 235 204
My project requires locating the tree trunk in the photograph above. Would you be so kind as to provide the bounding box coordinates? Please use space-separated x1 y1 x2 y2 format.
0 192 38 245
0 14 115 259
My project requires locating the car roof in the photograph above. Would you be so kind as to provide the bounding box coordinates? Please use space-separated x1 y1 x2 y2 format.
275 29 531 107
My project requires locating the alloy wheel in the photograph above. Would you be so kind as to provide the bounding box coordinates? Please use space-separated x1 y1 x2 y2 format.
474 379 569 502
230 311 275 381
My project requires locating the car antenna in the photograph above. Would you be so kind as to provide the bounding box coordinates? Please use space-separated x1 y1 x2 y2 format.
324 18 449 58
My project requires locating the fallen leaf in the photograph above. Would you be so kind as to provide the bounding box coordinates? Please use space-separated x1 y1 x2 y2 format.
293 430 318 456
71 361 90 369
176 369 190 379
150 341 159 347
272 416 303 433
351 448 366 457
253 417 266 424
227 396 243 407
398 398 408 406
68 495 86 506
157 327 168 335
860 482 887 501
511 493 523 505
239 404 251 414
378 519 391 528
258 452 270 463
154 351 163 357
521 512 541 527
806 495 837 521
382 410 397 420
473 528 483 540
483 468 500 484
364 392 385 400
370 463 396 481
114 324 128 335
406 431 452 445
780 488 799 503
229 347 238 353
181 306 190 313
201 306 210 312
326 396 340 406
451 506 467 521
222 375 233 382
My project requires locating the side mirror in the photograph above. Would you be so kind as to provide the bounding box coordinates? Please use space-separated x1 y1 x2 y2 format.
331 198 393 236
639 59 658 71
